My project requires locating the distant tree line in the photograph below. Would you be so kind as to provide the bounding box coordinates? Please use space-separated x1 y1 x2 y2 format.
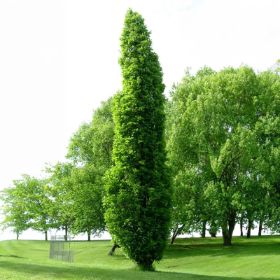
2 65 279 246
1 98 113 241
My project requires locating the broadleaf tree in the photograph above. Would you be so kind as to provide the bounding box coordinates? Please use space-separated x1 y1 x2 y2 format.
104 9 171 270
1 175 53 240
168 67 264 246
1 184 30 239
46 162 75 240
67 97 114 240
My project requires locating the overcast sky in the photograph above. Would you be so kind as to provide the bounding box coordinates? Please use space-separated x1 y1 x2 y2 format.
0 0 279 190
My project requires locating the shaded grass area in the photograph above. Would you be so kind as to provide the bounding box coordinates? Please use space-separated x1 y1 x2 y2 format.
0 260 277 280
161 236 280 278
0 236 279 279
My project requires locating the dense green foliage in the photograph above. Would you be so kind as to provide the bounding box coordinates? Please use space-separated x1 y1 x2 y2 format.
104 9 171 270
45 162 75 239
167 66 280 245
0 237 280 279
67 97 114 170
1 179 30 239
66 98 114 239
1 175 53 240
1 98 114 241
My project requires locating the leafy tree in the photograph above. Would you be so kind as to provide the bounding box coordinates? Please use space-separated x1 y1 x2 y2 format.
235 70 280 237
1 185 30 239
104 9 171 270
255 71 280 233
66 97 114 240
70 164 105 240
169 172 194 244
67 97 114 169
168 67 263 246
26 178 54 241
167 68 217 243
46 163 75 240
168 165 214 243
1 175 53 240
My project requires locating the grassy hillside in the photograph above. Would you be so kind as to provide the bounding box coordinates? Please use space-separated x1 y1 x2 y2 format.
0 236 279 279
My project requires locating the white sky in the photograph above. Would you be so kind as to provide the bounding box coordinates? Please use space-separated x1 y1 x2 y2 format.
0 0 280 190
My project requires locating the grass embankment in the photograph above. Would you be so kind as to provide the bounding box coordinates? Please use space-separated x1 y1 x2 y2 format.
0 236 279 279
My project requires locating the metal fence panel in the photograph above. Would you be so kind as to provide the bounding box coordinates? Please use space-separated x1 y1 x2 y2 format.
49 235 74 262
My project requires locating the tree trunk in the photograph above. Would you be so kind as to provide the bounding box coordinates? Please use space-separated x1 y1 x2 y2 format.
209 221 218 237
64 225 68 241
171 226 179 245
108 243 120 256
210 231 216 237
222 212 236 246
201 220 207 238
229 215 235 239
16 232 19 240
222 227 231 246
246 219 253 238
240 215 244 237
170 224 185 244
87 230 91 241
258 219 263 237
137 261 154 271
44 230 48 241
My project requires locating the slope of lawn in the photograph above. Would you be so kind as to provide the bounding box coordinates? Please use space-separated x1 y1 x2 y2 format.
0 236 279 280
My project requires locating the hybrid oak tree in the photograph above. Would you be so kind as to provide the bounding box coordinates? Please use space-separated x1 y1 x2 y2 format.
105 9 171 270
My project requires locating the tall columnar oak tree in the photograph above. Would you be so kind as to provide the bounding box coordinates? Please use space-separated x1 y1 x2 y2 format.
104 9 171 270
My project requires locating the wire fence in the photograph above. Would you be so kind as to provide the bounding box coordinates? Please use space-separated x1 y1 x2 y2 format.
49 235 74 262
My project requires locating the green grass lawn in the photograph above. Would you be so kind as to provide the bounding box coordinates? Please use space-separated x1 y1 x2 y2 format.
0 236 279 279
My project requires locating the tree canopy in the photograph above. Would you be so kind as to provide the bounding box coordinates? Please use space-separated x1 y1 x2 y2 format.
104 9 171 270
167 66 280 245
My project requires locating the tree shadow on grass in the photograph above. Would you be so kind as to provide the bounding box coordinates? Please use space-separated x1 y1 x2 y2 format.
0 254 24 258
165 240 280 259
0 260 278 280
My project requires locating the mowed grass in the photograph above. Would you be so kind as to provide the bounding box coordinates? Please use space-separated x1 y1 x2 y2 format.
0 236 279 279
